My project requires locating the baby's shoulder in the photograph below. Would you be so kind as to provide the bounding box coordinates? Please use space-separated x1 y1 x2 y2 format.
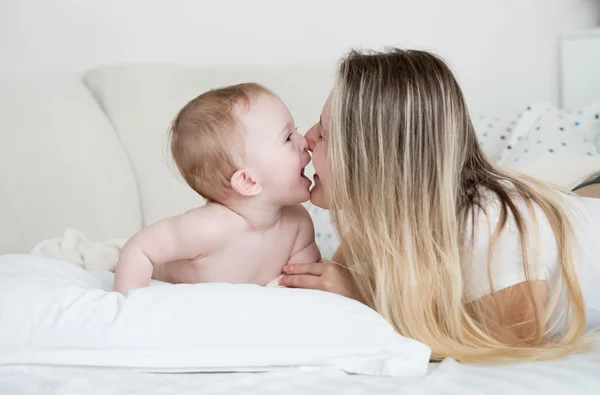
181 204 242 238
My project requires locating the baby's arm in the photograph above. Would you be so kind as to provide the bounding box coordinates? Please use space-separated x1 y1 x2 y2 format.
286 205 321 265
113 208 224 293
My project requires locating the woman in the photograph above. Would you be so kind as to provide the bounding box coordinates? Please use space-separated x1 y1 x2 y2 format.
280 48 600 362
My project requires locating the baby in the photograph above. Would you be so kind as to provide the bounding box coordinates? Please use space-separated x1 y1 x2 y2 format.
114 83 320 293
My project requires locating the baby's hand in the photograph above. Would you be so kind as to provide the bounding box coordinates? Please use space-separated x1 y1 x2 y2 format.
114 207 227 293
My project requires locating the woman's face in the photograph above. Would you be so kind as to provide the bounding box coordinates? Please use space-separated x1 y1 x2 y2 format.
305 91 333 209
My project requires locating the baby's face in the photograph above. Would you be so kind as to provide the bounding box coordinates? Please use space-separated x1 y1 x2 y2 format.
240 93 312 205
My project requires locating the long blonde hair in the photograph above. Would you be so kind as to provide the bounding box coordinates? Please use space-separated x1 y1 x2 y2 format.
327 48 590 362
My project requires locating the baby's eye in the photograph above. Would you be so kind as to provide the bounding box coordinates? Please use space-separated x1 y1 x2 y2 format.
286 134 292 142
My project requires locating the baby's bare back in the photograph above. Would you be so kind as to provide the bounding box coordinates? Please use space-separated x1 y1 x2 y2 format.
114 203 320 292
152 205 299 286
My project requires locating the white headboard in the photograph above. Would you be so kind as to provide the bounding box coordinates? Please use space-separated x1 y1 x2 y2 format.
561 28 600 110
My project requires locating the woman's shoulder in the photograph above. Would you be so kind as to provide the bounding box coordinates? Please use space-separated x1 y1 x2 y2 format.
462 186 560 300
470 188 599 243
466 186 552 237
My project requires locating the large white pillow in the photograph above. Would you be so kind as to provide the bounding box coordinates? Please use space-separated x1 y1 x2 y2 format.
0 254 430 377
0 73 141 254
83 64 334 226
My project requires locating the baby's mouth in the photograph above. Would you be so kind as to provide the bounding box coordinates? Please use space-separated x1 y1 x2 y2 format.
300 167 311 184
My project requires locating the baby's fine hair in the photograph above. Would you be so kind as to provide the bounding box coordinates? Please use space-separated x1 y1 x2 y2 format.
169 82 273 202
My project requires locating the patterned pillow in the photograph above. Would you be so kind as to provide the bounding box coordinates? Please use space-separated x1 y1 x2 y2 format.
472 114 521 162
497 102 600 169
305 203 340 260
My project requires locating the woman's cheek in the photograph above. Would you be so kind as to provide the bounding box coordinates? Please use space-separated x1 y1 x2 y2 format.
313 145 325 177
310 179 328 209
309 145 330 209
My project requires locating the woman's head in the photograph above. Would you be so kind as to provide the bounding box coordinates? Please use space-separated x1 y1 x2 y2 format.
332 49 486 212
306 49 487 210
313 48 588 362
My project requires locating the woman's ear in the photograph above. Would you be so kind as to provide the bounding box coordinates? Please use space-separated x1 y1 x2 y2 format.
230 169 263 197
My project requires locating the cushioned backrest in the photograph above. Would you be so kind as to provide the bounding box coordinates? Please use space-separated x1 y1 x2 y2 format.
0 73 141 253
84 64 334 225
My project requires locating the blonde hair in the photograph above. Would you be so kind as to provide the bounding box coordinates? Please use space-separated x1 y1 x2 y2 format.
169 83 272 202
327 48 590 362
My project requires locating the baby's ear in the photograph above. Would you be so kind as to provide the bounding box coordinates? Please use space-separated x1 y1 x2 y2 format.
230 169 262 197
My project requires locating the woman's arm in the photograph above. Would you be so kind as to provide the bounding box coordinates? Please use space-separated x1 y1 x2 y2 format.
574 183 600 198
280 243 363 301
468 280 548 344
288 245 548 344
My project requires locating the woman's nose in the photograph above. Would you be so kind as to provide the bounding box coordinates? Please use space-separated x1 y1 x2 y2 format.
298 134 309 151
304 129 316 151
305 137 314 152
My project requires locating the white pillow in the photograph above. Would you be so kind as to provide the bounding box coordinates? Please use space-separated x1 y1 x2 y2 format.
305 203 340 260
517 155 600 190
0 254 430 377
0 73 141 254
498 102 600 169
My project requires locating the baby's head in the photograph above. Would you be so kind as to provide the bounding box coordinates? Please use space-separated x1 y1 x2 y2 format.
170 83 312 206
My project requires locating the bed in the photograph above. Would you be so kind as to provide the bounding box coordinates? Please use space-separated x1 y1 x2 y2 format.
2 350 600 395
2 30 600 395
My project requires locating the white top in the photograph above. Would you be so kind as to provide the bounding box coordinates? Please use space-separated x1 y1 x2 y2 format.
464 191 600 332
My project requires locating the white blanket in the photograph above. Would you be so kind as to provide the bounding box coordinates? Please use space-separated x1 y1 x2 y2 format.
31 228 125 272
30 227 284 287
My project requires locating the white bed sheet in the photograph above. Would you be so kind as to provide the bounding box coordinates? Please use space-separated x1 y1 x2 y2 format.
1 343 599 395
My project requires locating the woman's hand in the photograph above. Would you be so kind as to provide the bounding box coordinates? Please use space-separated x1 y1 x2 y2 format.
279 261 363 302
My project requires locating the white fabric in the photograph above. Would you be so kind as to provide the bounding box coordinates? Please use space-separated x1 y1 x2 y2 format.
83 64 334 226
464 193 552 301
464 192 600 332
577 196 600 330
0 73 141 254
1 345 600 395
31 228 125 272
0 254 431 377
